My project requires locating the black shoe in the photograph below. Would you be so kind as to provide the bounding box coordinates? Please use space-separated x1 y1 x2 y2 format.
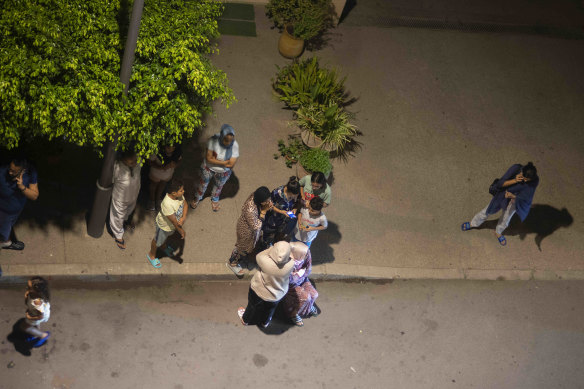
3 241 24 250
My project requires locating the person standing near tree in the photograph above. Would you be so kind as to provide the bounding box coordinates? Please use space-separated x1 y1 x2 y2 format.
147 143 182 211
109 150 141 250
147 178 188 268
189 124 239 212
0 157 39 251
461 162 539 246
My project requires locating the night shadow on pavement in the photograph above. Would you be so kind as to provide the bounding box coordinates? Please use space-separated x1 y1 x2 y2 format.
6 318 33 356
477 204 573 251
309 221 341 264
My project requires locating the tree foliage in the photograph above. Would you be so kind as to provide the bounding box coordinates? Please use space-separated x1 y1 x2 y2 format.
0 0 234 159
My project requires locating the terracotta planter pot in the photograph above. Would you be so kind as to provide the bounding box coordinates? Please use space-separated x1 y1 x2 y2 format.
300 128 336 152
278 25 304 59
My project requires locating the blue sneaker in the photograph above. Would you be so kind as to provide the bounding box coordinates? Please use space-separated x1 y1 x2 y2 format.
32 332 50 348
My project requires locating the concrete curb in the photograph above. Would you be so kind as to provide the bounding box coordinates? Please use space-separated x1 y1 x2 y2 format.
1 263 583 283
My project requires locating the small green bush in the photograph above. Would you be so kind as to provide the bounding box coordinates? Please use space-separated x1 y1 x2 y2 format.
272 57 346 110
299 147 331 175
266 0 333 41
274 135 307 168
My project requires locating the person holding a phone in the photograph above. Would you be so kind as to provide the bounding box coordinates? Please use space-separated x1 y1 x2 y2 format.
461 162 539 246
0 157 39 251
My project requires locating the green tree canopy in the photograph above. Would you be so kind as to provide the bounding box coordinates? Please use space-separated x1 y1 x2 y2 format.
0 0 234 159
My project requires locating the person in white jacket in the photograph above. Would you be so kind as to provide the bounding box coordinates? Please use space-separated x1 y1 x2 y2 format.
109 150 141 249
237 241 295 328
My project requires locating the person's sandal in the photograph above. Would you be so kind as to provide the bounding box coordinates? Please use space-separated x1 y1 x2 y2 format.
497 235 507 246
237 307 248 326
461 222 471 231
211 201 221 212
226 261 245 278
189 200 199 210
292 315 304 327
310 306 319 317
147 254 162 268
115 238 126 250
32 332 50 348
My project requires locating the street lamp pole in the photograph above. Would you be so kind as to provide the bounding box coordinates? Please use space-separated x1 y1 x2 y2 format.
87 0 145 238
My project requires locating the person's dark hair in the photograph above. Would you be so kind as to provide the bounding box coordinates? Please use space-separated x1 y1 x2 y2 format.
119 149 136 160
286 176 300 195
168 178 184 194
309 196 324 211
253 186 271 208
10 155 28 170
28 276 50 302
310 172 327 186
522 162 538 180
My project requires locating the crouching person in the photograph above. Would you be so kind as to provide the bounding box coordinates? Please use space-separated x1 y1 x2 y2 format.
237 241 294 328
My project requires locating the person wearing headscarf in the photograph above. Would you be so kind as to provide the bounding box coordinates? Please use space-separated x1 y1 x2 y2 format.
461 162 539 246
281 242 319 326
227 186 273 277
190 124 239 212
109 150 141 249
237 241 295 328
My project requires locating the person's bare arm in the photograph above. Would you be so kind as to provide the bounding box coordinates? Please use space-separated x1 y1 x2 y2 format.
178 200 188 226
205 149 227 166
16 171 39 201
224 157 238 168
166 214 185 238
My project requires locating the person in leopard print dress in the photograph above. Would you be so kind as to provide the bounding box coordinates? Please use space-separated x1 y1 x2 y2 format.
227 187 272 277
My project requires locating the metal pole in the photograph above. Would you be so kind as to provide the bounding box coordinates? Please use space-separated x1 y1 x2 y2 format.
87 0 145 238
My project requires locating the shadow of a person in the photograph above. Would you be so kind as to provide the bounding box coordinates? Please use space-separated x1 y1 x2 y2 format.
161 231 185 264
6 318 34 356
309 221 342 265
480 204 573 251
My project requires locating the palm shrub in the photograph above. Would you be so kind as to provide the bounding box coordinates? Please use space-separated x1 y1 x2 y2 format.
272 57 346 110
295 102 357 153
299 148 332 176
266 0 333 41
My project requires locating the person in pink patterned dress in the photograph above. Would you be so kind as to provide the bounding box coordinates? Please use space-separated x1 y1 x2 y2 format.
281 241 319 326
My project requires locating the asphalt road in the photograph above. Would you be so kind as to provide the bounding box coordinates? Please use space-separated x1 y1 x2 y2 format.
1 279 583 389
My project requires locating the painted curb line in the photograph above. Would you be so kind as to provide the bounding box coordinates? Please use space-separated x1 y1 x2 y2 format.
2 262 584 283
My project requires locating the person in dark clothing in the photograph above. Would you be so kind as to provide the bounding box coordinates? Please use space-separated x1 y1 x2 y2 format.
261 176 300 247
461 162 539 246
0 157 39 251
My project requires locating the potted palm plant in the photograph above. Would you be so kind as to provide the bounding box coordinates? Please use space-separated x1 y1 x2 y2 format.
296 102 357 153
266 0 334 58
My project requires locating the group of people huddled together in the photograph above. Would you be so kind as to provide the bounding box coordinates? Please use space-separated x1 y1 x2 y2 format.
0 124 331 329
110 124 331 328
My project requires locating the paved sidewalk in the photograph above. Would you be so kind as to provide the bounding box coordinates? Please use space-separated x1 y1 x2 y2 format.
1 4 584 282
